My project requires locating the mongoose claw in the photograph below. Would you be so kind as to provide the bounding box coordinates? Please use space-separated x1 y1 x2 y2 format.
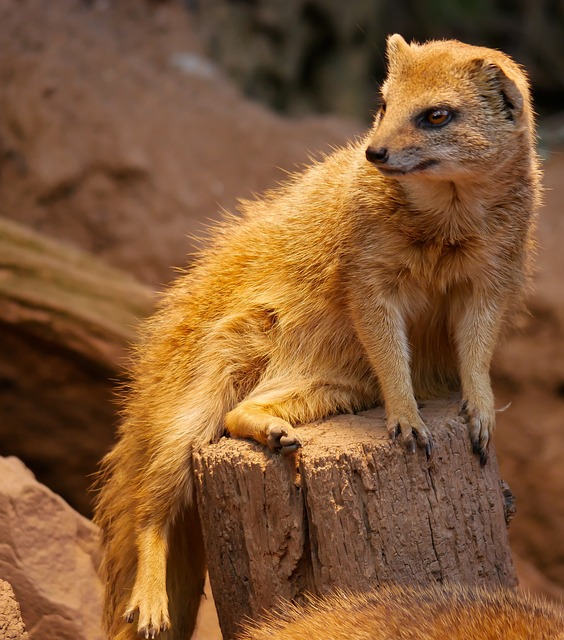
388 417 432 458
124 600 170 639
390 421 416 450
424 438 434 462
460 399 493 466
471 438 489 467
266 424 302 455
390 424 402 442
138 621 167 639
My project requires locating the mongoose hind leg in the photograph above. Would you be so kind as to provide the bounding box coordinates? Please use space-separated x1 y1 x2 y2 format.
124 524 171 638
120 427 208 638
225 398 302 456
225 377 372 454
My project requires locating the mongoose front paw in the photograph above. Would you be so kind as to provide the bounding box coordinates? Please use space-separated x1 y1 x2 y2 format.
459 400 494 466
266 424 302 455
124 597 170 639
387 415 433 460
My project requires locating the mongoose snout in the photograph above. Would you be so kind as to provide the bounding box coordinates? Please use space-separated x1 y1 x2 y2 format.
365 146 390 164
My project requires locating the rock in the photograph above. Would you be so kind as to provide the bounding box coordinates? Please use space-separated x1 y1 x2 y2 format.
0 580 29 640
0 218 155 515
492 153 564 587
513 553 564 602
0 0 358 288
0 456 102 640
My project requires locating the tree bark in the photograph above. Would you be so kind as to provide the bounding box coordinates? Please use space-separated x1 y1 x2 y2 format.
194 398 516 639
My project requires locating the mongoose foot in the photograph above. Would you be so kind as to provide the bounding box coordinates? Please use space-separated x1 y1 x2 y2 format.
388 416 433 460
124 597 170 639
459 400 492 466
266 424 302 455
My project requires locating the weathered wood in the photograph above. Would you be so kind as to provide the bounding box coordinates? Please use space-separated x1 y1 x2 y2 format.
194 398 516 639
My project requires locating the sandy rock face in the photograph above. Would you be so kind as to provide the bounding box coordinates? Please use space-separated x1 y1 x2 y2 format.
0 217 156 516
493 153 564 587
0 457 102 640
0 0 358 288
0 580 29 640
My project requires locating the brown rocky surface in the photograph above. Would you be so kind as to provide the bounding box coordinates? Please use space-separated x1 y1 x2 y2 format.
0 216 155 515
513 554 564 603
0 580 29 640
0 0 563 632
493 151 564 588
0 455 221 640
0 0 359 288
0 456 102 640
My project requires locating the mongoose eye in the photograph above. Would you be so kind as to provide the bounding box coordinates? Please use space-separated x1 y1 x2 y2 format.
422 108 452 127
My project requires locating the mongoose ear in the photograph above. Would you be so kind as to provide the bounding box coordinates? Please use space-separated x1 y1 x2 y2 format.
386 34 411 69
471 58 525 122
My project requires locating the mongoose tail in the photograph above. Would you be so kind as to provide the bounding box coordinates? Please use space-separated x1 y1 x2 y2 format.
95 431 207 640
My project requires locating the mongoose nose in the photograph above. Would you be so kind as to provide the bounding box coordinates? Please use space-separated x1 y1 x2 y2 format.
365 146 389 164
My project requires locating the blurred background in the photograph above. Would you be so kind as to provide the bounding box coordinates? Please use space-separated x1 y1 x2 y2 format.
195 0 564 121
1 0 563 636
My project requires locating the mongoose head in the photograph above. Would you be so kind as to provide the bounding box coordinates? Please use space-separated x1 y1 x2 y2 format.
366 34 534 182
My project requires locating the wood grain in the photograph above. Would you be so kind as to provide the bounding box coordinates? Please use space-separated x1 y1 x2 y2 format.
194 398 516 638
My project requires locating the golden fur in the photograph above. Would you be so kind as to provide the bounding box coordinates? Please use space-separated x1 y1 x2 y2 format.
94 34 541 639
237 584 564 639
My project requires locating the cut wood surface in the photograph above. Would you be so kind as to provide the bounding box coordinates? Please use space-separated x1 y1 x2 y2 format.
194 398 516 639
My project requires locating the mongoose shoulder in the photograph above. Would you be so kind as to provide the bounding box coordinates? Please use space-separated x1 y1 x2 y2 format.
94 34 541 640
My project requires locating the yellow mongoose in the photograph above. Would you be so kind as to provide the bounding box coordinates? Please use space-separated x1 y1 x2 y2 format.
237 584 564 639
94 34 541 640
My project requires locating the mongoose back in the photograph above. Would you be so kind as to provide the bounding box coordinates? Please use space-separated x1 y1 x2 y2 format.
237 584 564 639
94 34 541 640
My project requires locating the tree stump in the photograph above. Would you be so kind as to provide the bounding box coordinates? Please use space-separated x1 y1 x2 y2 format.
193 398 517 639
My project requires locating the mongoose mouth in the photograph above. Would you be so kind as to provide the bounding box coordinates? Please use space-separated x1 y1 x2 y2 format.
375 158 440 176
